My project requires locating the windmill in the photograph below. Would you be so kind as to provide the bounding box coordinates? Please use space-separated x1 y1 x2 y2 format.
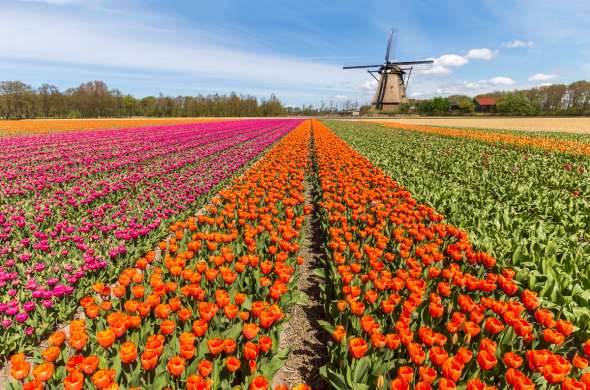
343 30 433 111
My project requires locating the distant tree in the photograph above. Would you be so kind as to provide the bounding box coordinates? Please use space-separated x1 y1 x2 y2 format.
431 97 451 114
416 100 434 115
37 84 62 117
566 81 590 113
398 103 412 114
359 105 371 115
259 94 285 116
496 93 539 115
0 81 35 118
6 77 589 119
448 95 475 113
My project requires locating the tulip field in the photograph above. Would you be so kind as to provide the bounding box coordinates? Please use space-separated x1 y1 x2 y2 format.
3 118 590 389
0 119 300 350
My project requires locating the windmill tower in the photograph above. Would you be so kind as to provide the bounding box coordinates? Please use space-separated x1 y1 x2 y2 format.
343 30 433 111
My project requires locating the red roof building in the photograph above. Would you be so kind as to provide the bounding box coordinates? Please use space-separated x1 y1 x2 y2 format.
474 97 497 112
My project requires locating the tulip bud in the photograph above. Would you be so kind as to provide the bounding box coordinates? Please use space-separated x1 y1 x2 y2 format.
377 375 384 389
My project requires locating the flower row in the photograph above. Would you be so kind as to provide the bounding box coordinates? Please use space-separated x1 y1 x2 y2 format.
0 118 216 137
313 119 590 389
374 121 590 157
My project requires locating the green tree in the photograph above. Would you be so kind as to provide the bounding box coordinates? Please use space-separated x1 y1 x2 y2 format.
496 93 539 115
431 97 450 114
448 95 475 113
0 81 36 118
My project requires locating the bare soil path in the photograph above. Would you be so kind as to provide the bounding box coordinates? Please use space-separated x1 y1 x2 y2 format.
272 132 330 389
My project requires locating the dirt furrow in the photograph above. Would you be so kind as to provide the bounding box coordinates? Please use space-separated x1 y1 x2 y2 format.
272 125 329 389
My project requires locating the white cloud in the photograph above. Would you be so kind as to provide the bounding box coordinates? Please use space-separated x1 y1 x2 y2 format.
436 54 469 67
465 48 495 60
0 6 369 94
360 79 378 93
489 76 515 86
503 40 535 48
418 48 495 76
334 94 348 100
528 73 558 81
419 65 452 76
418 54 466 76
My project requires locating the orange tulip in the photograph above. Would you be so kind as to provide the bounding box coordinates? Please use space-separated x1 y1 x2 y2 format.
477 350 497 371
80 355 99 375
119 341 138 364
160 319 176 335
224 338 237 354
11 359 31 380
63 370 84 390
192 319 208 337
348 337 368 359
258 336 272 353
91 369 116 389
243 342 259 360
207 338 224 355
167 356 185 377
226 356 241 372
22 380 44 390
198 359 213 377
141 350 159 371
502 352 523 369
68 332 88 351
41 346 60 362
242 323 260 340
249 376 269 390
33 362 54 382
48 331 66 347
96 329 116 348
332 325 346 343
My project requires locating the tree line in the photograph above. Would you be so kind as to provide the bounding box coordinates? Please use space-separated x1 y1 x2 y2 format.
400 80 590 116
0 80 287 119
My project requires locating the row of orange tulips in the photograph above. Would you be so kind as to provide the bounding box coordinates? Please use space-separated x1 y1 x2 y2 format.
313 119 590 389
375 121 590 157
0 118 218 136
7 121 313 389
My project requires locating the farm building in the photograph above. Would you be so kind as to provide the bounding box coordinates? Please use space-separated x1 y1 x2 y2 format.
474 97 497 112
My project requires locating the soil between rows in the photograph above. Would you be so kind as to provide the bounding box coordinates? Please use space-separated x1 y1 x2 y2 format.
272 124 330 389
271 177 330 389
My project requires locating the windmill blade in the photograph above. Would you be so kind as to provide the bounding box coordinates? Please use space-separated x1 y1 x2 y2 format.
390 60 434 66
342 64 382 69
404 67 413 90
385 29 394 63
367 70 380 82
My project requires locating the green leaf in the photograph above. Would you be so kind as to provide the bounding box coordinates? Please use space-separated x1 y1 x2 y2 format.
512 246 524 265
260 347 290 379
317 320 336 334
291 290 309 306
353 356 370 383
320 366 348 390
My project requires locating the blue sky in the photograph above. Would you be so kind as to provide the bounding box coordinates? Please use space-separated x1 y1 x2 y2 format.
1 0 589 106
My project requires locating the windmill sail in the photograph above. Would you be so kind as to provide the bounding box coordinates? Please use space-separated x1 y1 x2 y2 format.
385 30 393 63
